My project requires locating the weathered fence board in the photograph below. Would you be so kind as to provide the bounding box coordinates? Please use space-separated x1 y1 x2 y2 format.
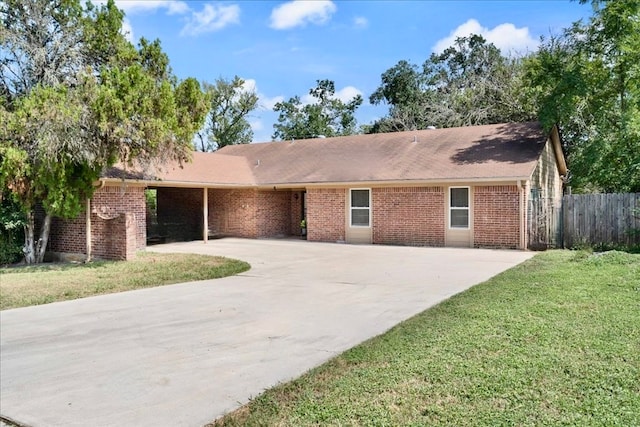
562 193 640 248
528 198 561 250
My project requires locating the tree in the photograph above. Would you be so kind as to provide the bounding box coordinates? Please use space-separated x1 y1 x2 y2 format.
367 60 428 133
0 0 208 263
368 35 535 133
272 79 363 140
524 0 640 192
196 76 258 151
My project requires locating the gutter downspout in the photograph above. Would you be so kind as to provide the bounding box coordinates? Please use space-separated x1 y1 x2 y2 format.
203 187 208 244
86 198 92 262
517 180 526 250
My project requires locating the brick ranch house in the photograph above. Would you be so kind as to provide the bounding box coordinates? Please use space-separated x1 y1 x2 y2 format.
47 122 567 260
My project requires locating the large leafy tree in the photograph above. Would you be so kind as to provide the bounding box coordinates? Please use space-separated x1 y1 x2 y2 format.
524 0 640 192
367 35 535 133
196 76 258 151
272 79 363 140
0 0 208 263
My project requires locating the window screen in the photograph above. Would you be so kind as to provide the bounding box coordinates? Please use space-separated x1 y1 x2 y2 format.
450 210 469 228
351 190 369 208
450 187 469 228
450 187 469 208
351 189 370 227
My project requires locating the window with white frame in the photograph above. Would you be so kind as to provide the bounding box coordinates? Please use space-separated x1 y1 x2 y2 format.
449 187 469 228
350 189 370 227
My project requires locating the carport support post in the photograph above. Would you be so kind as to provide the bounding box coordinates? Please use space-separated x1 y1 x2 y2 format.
203 187 208 244
86 198 92 262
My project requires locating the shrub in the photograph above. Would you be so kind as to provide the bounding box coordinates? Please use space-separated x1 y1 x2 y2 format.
0 198 25 265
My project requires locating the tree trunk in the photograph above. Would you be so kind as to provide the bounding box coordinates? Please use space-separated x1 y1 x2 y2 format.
23 211 51 264
24 212 36 264
36 213 51 263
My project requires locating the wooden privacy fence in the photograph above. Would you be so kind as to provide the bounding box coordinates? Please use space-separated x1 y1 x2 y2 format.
562 193 640 249
528 193 640 249
528 197 562 250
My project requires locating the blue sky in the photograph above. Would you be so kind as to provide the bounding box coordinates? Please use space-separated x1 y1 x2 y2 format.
111 0 593 143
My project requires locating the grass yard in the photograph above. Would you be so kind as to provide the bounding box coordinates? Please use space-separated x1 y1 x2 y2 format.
211 250 640 426
0 252 250 310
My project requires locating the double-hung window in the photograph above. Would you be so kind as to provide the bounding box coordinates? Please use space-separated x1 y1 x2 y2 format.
449 187 469 229
350 189 370 227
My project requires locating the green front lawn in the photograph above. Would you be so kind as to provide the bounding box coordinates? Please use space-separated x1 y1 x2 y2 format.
212 250 640 426
0 252 250 310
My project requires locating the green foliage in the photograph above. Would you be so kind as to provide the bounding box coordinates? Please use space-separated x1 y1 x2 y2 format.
145 189 157 214
0 197 26 265
197 76 258 151
0 232 22 265
368 35 535 133
272 79 363 140
0 0 208 262
2 84 99 219
523 0 640 192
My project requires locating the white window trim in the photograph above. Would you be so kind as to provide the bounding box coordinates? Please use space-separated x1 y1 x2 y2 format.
350 188 371 228
449 186 470 230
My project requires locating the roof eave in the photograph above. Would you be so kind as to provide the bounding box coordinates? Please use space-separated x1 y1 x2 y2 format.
100 176 533 190
99 177 257 189
259 176 533 189
550 124 568 176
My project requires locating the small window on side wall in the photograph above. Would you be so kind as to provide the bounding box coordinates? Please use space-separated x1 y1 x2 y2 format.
350 189 370 227
450 187 469 229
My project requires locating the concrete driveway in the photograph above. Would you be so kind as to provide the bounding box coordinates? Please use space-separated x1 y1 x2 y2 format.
0 238 533 426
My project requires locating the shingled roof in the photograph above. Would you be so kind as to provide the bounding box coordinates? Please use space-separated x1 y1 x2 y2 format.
104 122 557 187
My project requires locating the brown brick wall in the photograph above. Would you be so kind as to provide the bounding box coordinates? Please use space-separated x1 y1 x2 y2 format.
473 185 520 249
256 191 291 237
208 189 257 238
49 214 85 255
93 186 146 250
307 188 345 242
208 189 294 238
90 212 136 260
372 187 445 246
49 185 145 260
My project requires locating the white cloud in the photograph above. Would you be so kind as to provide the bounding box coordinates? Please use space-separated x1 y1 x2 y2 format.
101 1 189 41
300 93 316 105
240 79 284 110
335 86 363 103
166 1 190 15
353 16 368 29
180 4 240 36
249 119 264 132
112 1 190 15
270 1 337 30
240 78 257 94
260 94 285 110
433 19 538 55
121 17 134 42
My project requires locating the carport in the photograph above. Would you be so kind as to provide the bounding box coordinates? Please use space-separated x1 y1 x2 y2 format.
146 185 307 244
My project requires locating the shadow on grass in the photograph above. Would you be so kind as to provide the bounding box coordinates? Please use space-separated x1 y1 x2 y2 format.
1 260 110 274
